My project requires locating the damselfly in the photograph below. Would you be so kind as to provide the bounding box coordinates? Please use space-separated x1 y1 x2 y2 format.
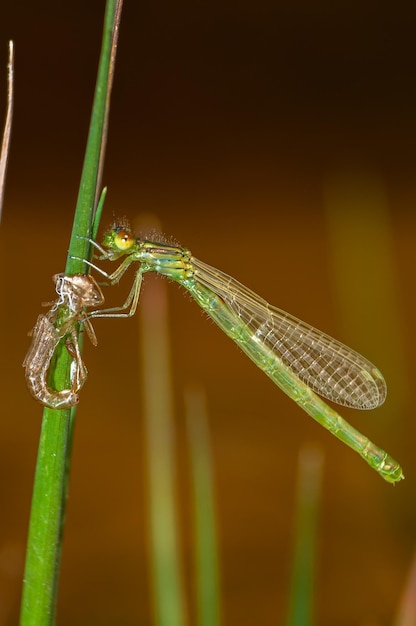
76 224 403 482
23 274 104 409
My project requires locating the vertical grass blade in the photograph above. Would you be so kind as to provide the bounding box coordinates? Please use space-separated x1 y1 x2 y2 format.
0 40 14 223
185 386 221 626
394 550 416 626
20 3 123 625
139 268 187 626
323 168 407 410
286 444 324 626
66 0 122 277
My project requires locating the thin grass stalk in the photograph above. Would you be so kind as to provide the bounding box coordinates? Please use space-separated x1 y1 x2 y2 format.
323 168 407 413
185 386 221 626
20 3 122 624
0 40 14 223
139 260 187 626
394 549 416 626
286 444 324 626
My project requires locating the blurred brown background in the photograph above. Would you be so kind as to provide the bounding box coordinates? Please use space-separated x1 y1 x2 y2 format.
0 1 415 624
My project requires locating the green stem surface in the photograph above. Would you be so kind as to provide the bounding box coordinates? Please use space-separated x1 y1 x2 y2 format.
20 3 121 624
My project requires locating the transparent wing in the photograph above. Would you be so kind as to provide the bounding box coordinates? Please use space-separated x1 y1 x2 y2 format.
193 257 386 410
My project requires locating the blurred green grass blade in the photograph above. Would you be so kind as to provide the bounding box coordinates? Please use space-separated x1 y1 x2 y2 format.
286 444 324 626
20 3 122 625
185 386 221 626
139 256 187 626
323 168 407 411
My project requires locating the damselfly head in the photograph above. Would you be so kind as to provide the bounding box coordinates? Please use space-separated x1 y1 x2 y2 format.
103 225 136 254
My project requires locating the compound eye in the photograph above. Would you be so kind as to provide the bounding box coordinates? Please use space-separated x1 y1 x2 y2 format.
114 230 135 251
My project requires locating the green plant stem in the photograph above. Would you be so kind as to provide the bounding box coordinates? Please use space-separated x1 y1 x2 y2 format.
286 444 324 626
139 274 187 626
185 387 221 626
20 3 122 625
20 411 71 625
